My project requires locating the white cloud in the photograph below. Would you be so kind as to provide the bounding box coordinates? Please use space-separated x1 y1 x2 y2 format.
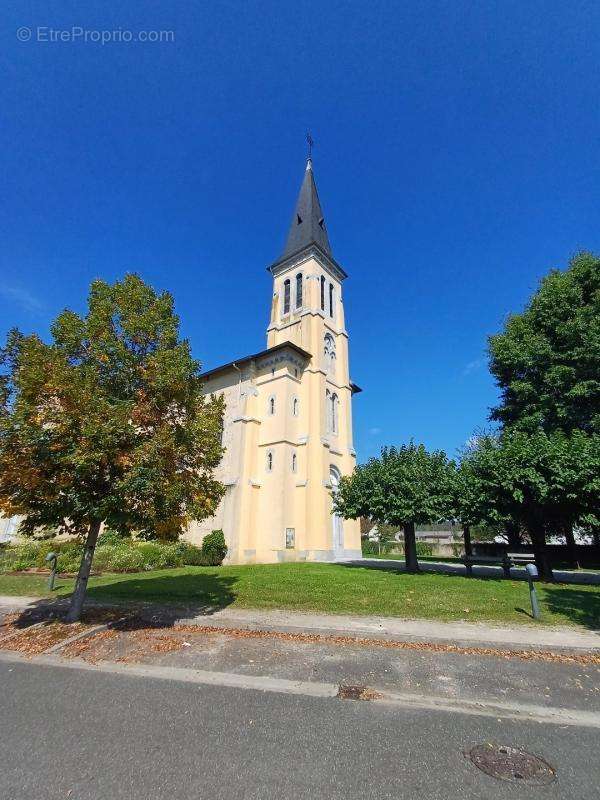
0 286 44 314
462 358 484 376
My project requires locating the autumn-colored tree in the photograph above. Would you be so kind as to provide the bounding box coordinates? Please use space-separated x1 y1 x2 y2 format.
0 275 225 621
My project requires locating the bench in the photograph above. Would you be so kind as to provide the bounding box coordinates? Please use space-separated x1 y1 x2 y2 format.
462 554 512 578
462 553 537 578
507 552 535 566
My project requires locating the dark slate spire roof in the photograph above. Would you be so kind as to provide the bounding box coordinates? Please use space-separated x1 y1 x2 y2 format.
280 158 332 260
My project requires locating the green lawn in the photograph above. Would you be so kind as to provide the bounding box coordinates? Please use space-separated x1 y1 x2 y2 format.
0 563 598 629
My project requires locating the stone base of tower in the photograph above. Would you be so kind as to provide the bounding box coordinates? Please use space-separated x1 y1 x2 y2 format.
220 546 363 565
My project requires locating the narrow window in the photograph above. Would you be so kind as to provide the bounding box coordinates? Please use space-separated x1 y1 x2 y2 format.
320 275 325 311
269 396 276 416
292 397 299 417
324 333 335 372
325 389 331 432
296 273 303 309
329 283 334 317
283 279 291 315
331 393 338 434
285 528 295 549
266 451 274 472
291 453 297 473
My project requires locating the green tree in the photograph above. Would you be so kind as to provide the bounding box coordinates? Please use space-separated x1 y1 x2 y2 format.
458 430 600 580
489 252 600 435
0 275 225 621
334 443 455 573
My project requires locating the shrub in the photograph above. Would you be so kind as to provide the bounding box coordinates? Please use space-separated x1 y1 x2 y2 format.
173 541 206 566
97 528 128 546
0 537 211 573
415 541 433 557
201 530 227 566
361 538 378 556
105 545 146 573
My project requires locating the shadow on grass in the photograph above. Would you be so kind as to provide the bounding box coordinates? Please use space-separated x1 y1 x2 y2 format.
11 571 239 631
514 606 534 620
542 587 600 631
339 558 511 582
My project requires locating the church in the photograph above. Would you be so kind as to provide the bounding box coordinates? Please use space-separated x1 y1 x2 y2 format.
186 155 362 564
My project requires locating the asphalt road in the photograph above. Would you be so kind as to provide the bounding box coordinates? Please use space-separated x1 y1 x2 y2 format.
1 659 598 800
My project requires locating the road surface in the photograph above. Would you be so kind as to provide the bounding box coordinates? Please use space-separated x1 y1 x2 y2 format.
1 658 597 799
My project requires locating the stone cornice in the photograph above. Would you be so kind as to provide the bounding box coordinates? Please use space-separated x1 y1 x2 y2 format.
267 245 348 282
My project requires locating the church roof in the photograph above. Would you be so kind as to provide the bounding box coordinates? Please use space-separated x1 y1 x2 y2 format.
199 341 311 381
277 159 332 260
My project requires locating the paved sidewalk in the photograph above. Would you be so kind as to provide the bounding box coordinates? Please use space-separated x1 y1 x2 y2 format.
175 607 600 651
1 594 598 651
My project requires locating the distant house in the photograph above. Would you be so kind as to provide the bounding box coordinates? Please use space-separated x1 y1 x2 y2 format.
413 529 455 546
365 525 461 546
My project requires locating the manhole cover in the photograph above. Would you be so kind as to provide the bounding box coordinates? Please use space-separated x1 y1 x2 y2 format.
468 744 556 785
337 684 383 701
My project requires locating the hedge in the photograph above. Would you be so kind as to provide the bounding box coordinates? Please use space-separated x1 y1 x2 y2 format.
0 531 227 574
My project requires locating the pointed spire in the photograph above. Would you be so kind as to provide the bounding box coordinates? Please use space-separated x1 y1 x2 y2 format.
279 155 332 261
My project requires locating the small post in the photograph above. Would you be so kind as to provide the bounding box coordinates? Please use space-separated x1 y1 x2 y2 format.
525 563 541 620
45 551 58 591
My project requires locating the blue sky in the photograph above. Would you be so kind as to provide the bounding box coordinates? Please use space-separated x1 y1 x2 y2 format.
2 1 600 462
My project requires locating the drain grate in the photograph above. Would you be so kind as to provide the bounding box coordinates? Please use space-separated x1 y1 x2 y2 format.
468 744 556 785
337 684 383 701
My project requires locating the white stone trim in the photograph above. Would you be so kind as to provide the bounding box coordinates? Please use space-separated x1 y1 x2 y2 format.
259 437 308 447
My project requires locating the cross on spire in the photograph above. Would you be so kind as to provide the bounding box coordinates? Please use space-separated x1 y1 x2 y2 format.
306 131 314 162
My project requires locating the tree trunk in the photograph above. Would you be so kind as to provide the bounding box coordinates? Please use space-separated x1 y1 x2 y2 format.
463 524 472 558
65 519 101 623
563 523 579 569
528 520 554 582
403 522 420 573
505 519 522 550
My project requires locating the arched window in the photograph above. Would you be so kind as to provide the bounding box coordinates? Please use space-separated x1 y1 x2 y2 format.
292 397 299 417
329 283 334 317
331 393 338 434
283 279 291 315
320 275 325 311
268 396 276 416
295 273 303 308
266 451 274 472
291 452 297 473
324 333 335 372
325 389 331 432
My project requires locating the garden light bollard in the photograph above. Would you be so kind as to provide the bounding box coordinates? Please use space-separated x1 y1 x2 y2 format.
45 551 58 591
525 563 540 620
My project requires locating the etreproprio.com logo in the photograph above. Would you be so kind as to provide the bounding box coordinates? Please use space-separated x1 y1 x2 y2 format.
17 26 175 44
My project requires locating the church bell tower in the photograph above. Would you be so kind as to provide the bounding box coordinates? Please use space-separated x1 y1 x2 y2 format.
265 152 362 560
